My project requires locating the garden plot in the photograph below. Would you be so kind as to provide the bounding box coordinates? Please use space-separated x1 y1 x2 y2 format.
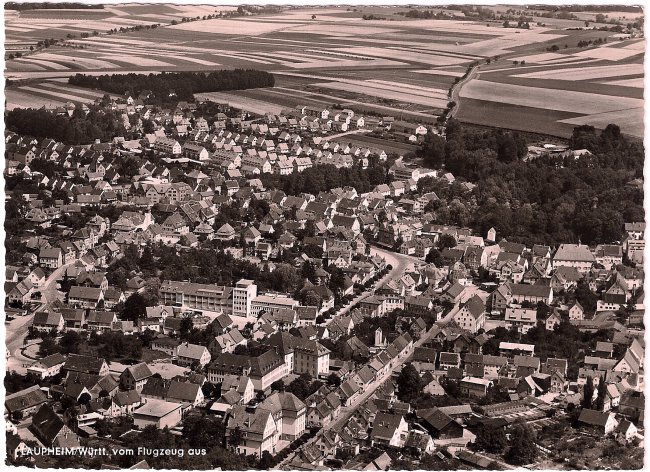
161 55 222 66
414 69 465 77
5 89 65 110
359 80 448 98
509 52 568 63
36 82 119 99
313 81 448 108
19 85 102 103
13 58 68 70
622 40 645 51
285 24 400 36
288 58 405 69
514 63 644 81
32 52 118 69
459 79 643 115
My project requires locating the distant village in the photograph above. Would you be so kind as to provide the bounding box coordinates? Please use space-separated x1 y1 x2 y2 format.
4 93 645 470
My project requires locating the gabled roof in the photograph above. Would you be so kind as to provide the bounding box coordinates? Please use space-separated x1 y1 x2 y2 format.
5 385 47 413
124 363 153 382
578 408 614 427
371 412 404 440
417 407 455 431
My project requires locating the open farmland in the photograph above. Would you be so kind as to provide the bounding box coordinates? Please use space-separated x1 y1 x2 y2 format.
5 5 645 140
455 34 645 138
194 92 285 115
5 80 121 110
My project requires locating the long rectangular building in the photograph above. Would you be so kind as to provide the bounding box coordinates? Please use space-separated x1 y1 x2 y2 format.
159 280 232 313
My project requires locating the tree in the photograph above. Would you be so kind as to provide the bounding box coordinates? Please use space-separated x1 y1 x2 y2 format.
582 376 594 409
38 336 60 357
122 292 148 322
179 318 193 339
58 331 82 354
473 424 507 453
327 372 341 387
258 450 275 469
396 363 423 400
419 133 446 168
229 426 243 448
78 392 91 405
437 234 457 250
271 379 285 392
505 424 538 465
286 375 311 400
595 376 607 411
182 415 225 448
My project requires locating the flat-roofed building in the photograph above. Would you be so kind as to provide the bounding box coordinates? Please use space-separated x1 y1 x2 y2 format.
132 399 183 429
251 294 299 318
232 279 258 318
159 280 232 313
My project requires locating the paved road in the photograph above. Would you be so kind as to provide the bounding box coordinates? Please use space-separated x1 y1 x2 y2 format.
326 245 421 325
5 262 72 373
283 316 444 468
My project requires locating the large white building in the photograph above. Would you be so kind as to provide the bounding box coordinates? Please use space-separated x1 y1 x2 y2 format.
552 244 595 274
251 293 299 318
232 279 257 318
159 280 232 313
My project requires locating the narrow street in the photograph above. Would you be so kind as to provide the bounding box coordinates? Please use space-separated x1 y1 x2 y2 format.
281 317 442 469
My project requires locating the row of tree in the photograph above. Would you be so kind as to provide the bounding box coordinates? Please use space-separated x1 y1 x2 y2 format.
5 107 134 144
260 161 391 195
69 70 275 103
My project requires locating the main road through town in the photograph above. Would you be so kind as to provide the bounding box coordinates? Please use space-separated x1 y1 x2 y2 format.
5 262 73 373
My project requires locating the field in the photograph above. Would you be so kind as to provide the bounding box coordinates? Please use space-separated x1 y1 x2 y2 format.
5 5 645 139
335 134 418 155
6 80 120 110
456 37 644 138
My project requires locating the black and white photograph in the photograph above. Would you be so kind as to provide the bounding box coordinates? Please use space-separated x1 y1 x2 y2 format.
3 2 646 470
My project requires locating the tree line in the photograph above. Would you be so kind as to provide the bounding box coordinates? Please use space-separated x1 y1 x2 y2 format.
5 106 133 144
68 70 275 103
416 120 643 246
260 162 390 195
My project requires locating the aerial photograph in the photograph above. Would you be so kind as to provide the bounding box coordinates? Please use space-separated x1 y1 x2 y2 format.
3 2 645 470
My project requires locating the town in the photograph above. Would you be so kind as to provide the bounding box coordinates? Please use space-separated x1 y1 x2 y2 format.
4 80 645 470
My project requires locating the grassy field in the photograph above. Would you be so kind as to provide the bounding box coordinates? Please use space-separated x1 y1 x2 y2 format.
338 134 418 154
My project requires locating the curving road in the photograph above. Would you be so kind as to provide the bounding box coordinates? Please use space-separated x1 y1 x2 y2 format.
5 262 72 373
325 245 421 325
